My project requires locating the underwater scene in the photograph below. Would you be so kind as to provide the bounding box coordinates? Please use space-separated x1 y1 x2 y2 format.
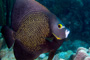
0 0 90 60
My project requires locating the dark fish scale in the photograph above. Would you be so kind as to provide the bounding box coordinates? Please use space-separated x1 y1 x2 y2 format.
14 12 50 52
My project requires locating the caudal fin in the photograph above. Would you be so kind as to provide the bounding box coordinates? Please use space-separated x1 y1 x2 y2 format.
1 26 15 48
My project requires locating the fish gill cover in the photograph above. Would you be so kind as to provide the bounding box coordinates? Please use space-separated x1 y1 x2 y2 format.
0 0 90 60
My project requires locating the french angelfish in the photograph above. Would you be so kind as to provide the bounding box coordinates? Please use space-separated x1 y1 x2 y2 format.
1 0 70 60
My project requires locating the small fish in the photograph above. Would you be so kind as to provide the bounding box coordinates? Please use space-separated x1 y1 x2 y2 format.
1 0 70 60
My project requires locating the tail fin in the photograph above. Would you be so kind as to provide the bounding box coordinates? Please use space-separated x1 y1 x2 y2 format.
1 26 15 48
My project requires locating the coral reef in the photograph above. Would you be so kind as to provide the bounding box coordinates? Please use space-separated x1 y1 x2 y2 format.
53 50 73 60
72 47 90 60
0 35 90 60
0 32 15 60
52 47 90 60
0 47 16 60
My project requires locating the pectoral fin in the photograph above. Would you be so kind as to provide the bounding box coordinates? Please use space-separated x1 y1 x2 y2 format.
46 37 54 42
46 33 56 42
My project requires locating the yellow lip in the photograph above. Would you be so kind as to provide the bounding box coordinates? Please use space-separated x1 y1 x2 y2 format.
52 33 61 40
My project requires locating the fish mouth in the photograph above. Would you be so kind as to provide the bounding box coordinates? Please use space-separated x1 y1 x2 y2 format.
52 29 70 40
65 29 70 38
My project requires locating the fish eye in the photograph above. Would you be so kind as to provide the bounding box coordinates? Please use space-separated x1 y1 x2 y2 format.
58 24 62 29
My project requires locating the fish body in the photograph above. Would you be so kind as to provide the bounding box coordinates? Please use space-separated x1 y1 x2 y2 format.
1 0 70 60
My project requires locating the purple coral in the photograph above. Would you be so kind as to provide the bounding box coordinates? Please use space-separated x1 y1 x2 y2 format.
73 47 90 60
84 57 90 60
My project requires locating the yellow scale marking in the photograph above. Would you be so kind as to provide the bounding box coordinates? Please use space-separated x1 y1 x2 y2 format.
15 12 50 52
